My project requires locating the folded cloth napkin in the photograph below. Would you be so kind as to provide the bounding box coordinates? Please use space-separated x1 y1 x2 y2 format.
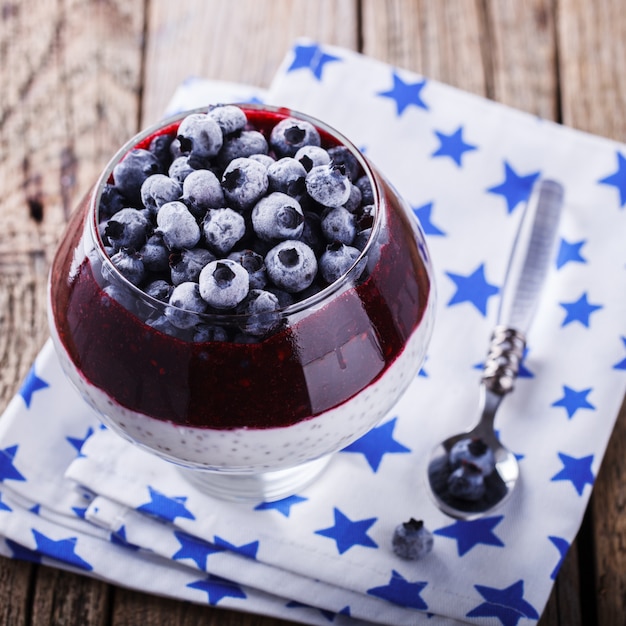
2 39 626 626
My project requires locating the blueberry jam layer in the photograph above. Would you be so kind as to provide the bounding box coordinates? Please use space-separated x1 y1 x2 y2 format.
50 108 431 431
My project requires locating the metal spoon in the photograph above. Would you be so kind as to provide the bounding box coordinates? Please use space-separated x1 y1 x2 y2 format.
426 179 564 519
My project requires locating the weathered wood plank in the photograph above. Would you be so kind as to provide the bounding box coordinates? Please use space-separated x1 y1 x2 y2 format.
0 558 32 626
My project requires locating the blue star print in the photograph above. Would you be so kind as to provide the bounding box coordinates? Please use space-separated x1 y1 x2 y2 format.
254 494 308 517
445 263 499 316
467 579 538 626
548 535 570 580
556 238 587 269
32 529 93 571
367 570 428 610
432 126 477 166
287 43 341 80
552 385 595 419
487 162 541 214
5 538 41 563
598 151 626 206
66 427 94 454
214 536 259 559
434 516 505 556
19 365 49 409
0 445 26 483
341 417 410 471
315 507 378 554
551 452 595 495
173 531 223 569
110 526 140 551
377 71 428 115
136 486 195 522
187 575 246 605
286 601 343 622
0 493 11 512
413 202 446 236
614 337 626 370
559 292 603 327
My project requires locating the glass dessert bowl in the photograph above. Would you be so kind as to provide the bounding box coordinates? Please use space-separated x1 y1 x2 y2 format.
48 104 435 501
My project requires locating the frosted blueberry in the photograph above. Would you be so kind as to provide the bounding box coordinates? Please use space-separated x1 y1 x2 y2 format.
249 153 276 170
202 208 246 255
236 289 281 337
194 324 229 343
267 157 307 197
392 519 434 560
104 208 151 251
299 211 325 256
321 207 356 245
100 184 126 219
181 169 225 217
218 130 269 166
146 314 183 338
270 117 321 158
139 233 170 272
110 248 145 286
222 157 269 211
319 242 361 283
169 247 215 285
156 201 201 250
328 145 360 181
113 149 161 204
177 113 223 168
207 104 248 135
353 227 372 251
166 281 208 329
305 163 351 208
342 184 362 213
252 192 304 242
265 240 317 293
294 145 331 172
355 175 375 205
227 249 267 290
141 174 182 216
449 438 495 476
168 156 195 183
148 133 175 172
144 279 173 302
199 259 250 309
447 462 486 501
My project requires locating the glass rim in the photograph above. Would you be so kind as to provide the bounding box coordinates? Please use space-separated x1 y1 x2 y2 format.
89 102 383 322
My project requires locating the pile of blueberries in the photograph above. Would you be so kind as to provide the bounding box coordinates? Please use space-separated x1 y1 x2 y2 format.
97 105 376 341
446 437 495 501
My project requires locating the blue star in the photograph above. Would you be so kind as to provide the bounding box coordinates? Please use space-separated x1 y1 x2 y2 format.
0 445 26 483
66 427 94 455
19 365 49 409
552 385 595 419
0 493 11 512
32 529 93 571
314 507 378 554
467 579 539 626
432 126 477 166
254 494 308 517
556 238 587 269
614 337 626 370
598 151 626 207
286 43 342 80
5 538 41 563
412 202 446 236
548 535 570 580
110 525 140 551
341 417 410 471
214 535 259 559
445 263 500 316
173 531 223 569
434 516 505 556
29 504 40 515
367 570 428 610
187 574 246 605
559 292 603 327
285 601 343 622
551 452 595 495
136 486 195 522
71 506 88 519
377 71 428 115
487 162 541 214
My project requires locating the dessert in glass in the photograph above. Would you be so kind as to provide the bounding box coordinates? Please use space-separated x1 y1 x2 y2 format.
48 104 435 501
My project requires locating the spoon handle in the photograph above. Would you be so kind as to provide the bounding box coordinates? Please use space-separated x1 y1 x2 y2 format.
483 179 564 395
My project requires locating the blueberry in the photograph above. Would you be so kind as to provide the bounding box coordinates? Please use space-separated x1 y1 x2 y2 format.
181 169 225 217
355 203 375 231
447 462 486 501
294 145 331 172
236 289 281 336
305 163 351 208
139 233 170 272
193 324 229 343
265 240 317 293
146 314 184 338
141 174 182 216
156 201 201 250
319 242 361 283
248 153 276 170
109 248 145 286
392 519 434 560
169 247 215 285
222 157 269 211
270 117 321 158
321 207 356 245
299 211 325 256
449 438 495 476
202 207 246 254
328 145 360 181
166 281 208 329
227 249 267 289
148 133 175 172
355 175 375 205
144 279 173 302
252 192 304 242
113 149 161 204
353 227 372 251
265 285 295 308
218 130 269 166
342 184 362 213
168 156 195 183
199 259 250 309
207 104 248 135
104 208 151 251
177 113 223 168
99 184 127 219
267 157 307 197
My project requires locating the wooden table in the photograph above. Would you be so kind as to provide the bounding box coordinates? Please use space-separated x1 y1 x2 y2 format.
1 1 625 624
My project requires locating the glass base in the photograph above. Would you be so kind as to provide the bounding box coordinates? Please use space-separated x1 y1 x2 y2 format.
177 455 332 502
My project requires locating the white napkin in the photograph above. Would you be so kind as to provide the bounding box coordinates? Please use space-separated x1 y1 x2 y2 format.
2 40 626 626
